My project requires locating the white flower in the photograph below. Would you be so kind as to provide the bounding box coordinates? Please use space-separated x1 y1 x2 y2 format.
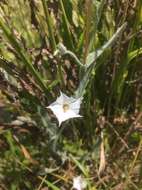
47 91 82 126
73 176 87 190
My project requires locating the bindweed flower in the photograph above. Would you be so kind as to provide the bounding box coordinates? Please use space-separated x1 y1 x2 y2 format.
47 91 82 126
73 176 87 190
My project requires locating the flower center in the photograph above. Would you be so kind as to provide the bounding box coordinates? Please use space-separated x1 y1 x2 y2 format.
63 103 70 112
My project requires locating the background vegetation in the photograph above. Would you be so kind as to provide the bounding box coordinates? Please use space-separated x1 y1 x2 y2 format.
0 0 142 189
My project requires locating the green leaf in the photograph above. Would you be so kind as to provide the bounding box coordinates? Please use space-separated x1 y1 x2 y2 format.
41 179 60 190
128 47 142 63
41 0 56 51
86 22 127 67
59 0 74 49
75 64 93 98
70 154 89 177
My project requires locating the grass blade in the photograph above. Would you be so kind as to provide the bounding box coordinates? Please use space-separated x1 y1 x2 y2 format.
0 19 49 94
59 0 74 50
86 22 127 67
41 0 56 51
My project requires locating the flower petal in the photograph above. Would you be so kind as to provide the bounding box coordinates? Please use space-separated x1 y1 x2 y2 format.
60 91 77 104
70 98 82 114
48 104 63 119
56 91 64 104
48 104 82 126
57 109 82 126
73 176 87 190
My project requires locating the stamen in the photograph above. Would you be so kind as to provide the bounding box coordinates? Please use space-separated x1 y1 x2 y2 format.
63 103 70 112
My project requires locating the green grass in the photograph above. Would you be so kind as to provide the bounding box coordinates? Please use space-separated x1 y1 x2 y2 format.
0 0 142 189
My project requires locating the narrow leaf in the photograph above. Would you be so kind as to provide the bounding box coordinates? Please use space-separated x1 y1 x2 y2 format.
86 22 127 67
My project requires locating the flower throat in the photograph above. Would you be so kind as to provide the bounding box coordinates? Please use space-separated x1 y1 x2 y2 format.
63 103 70 112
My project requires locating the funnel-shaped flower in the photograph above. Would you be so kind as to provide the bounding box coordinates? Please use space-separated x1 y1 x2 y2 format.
73 176 87 190
47 91 82 126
